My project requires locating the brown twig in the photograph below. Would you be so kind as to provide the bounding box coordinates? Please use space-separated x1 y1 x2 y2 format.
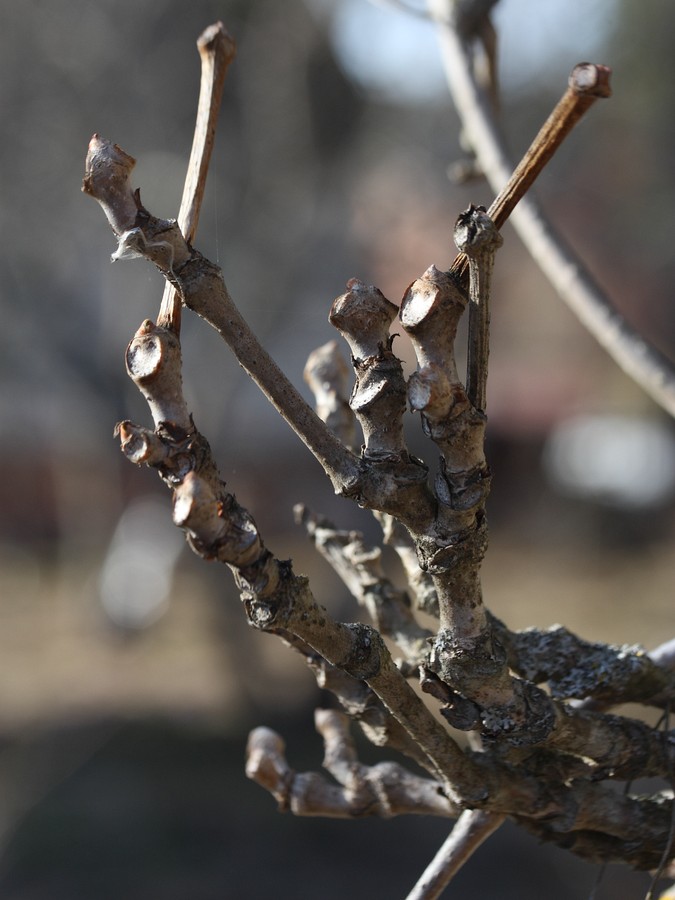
157 22 236 334
449 62 611 283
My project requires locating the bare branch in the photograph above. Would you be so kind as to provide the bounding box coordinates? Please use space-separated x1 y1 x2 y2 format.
83 135 358 492
506 625 675 708
329 280 409 461
84 19 675 883
158 22 236 333
376 512 440 617
245 711 459 819
294 504 431 663
428 0 675 417
405 809 505 900
303 654 436 769
487 64 611 231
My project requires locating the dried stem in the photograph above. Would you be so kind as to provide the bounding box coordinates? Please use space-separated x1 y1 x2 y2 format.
487 65 611 228
294 504 431 663
158 22 236 333
445 55 611 283
245 711 459 819
329 279 410 461
303 340 358 450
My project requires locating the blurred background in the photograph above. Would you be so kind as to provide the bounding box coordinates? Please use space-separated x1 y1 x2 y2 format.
0 0 673 897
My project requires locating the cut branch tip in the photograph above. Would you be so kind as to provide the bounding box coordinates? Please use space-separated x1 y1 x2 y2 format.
197 20 237 63
570 62 612 98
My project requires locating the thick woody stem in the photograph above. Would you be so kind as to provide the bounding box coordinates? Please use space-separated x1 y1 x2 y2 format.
124 318 192 431
400 265 486 492
158 22 237 333
244 708 673 870
399 253 509 724
245 572 488 806
329 279 409 461
400 260 491 642
326 279 445 529
402 265 466 429
507 626 675 708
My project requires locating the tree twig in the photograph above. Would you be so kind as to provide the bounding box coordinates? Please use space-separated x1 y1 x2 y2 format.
157 22 236 334
428 0 675 417
405 809 505 900
82 136 359 492
443 54 612 282
294 504 432 663
487 64 610 230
